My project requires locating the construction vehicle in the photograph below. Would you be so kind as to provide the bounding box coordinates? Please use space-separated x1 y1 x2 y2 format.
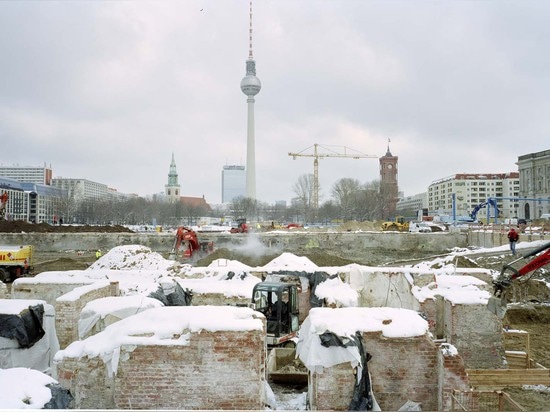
381 216 409 232
470 198 500 222
230 218 248 234
251 282 300 347
488 241 550 318
0 245 33 282
168 226 213 261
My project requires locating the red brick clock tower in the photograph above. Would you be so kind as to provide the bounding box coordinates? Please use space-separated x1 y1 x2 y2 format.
379 141 399 219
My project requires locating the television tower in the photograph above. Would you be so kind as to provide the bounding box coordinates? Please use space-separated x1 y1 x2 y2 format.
240 0 261 199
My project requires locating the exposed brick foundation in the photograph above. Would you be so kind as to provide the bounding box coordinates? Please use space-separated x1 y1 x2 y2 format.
56 327 266 409
444 300 505 369
55 281 119 349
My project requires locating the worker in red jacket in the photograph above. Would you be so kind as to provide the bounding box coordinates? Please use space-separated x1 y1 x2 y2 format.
507 228 519 255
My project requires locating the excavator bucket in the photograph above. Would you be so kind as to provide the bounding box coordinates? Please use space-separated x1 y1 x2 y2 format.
487 295 507 319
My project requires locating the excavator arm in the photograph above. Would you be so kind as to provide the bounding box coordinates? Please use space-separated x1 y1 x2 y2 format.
169 226 201 260
488 241 550 318
493 241 550 296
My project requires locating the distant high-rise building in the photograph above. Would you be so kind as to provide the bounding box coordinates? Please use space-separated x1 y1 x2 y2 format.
240 0 261 199
222 165 246 203
0 164 53 185
165 153 181 203
428 172 519 220
51 178 110 201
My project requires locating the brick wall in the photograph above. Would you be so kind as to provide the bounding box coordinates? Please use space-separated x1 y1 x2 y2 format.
444 301 505 369
55 281 119 349
56 356 116 409
366 332 439 411
190 292 249 306
11 279 95 307
438 344 470 410
309 363 355 410
56 329 266 410
308 331 439 411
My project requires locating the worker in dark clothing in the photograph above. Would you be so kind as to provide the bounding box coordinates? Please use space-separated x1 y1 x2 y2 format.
507 228 519 255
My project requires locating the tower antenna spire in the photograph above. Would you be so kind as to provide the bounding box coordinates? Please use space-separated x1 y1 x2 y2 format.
248 0 254 59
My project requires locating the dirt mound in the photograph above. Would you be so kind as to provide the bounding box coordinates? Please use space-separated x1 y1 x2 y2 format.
0 220 134 233
34 257 94 272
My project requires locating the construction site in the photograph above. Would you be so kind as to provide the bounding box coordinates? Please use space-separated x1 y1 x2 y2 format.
1 220 550 410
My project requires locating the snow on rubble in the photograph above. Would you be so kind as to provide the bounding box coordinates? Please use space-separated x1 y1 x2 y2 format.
87 244 177 272
5 241 549 409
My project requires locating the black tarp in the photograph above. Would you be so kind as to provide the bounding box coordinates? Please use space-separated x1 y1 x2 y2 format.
0 304 45 348
319 330 373 411
149 282 193 306
43 383 73 409
270 270 337 307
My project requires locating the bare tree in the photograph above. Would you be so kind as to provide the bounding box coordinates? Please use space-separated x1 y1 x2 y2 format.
230 196 258 221
362 180 385 221
331 178 361 221
292 174 315 223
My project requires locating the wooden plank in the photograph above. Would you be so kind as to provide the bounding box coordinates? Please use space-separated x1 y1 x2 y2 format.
466 369 550 389
468 368 549 374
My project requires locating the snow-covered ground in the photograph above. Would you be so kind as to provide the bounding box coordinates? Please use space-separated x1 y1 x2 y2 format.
1 240 549 409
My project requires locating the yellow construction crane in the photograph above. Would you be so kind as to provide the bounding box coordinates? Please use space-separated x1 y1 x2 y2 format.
288 143 377 209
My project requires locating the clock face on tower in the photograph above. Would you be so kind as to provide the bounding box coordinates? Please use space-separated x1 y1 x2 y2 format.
387 164 393 169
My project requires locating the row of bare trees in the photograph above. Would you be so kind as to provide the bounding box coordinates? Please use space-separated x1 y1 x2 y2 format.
53 174 395 226
292 174 396 223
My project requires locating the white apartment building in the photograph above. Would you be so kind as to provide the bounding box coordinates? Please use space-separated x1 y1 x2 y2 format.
0 164 53 185
428 173 520 221
51 178 111 202
517 149 550 219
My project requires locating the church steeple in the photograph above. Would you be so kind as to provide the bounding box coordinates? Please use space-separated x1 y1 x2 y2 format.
165 153 181 202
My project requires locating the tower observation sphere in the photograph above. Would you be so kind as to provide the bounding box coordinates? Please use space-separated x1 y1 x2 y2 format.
241 60 261 96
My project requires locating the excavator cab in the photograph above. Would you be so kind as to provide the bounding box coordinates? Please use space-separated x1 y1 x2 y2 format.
252 282 299 347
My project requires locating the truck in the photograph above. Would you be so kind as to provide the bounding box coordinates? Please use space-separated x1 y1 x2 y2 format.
0 245 34 282
251 282 300 347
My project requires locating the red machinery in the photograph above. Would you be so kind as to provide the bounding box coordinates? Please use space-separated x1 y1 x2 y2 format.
230 218 248 234
169 226 213 260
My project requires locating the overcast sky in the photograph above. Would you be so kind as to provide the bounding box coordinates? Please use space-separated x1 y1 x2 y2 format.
1 1 548 205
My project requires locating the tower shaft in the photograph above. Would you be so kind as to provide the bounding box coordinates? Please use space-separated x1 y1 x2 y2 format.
246 96 256 199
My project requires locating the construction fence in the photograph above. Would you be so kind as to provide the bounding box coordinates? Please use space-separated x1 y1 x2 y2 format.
450 390 524 411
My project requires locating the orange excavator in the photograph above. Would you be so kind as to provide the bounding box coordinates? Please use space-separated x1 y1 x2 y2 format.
169 226 213 260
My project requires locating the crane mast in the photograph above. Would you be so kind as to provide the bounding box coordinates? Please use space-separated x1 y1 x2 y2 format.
288 143 377 209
